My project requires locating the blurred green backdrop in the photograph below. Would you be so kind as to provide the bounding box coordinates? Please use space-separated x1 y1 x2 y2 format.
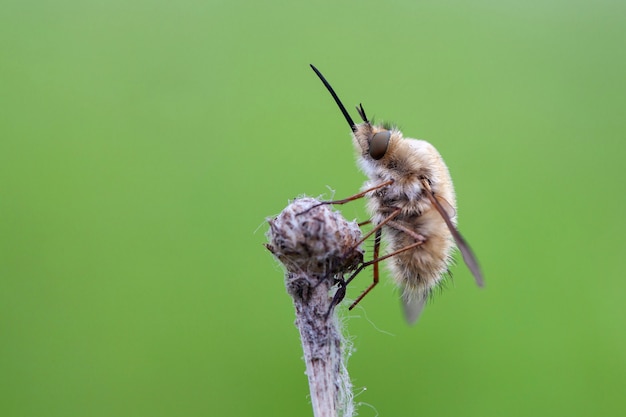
1 1 625 416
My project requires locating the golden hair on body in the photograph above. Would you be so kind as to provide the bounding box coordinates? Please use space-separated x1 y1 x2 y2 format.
310 65 484 324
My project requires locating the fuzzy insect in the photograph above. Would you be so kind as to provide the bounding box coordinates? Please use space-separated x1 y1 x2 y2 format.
309 64 484 324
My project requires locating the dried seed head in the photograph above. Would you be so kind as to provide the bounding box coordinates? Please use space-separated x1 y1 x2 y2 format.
266 198 363 277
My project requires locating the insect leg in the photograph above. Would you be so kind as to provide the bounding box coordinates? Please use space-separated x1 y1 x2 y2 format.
346 228 382 310
296 179 394 216
325 276 348 320
323 206 401 319
341 210 427 310
345 207 401 255
386 220 424 242
347 234 426 310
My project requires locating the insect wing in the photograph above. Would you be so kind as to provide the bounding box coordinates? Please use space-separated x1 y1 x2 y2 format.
401 292 427 325
423 183 484 287
435 195 456 219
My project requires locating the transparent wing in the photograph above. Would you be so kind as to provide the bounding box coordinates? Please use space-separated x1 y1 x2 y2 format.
422 181 484 287
401 292 427 325
435 195 456 219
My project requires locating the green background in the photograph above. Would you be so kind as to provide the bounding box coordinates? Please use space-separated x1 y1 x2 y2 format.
1 1 625 416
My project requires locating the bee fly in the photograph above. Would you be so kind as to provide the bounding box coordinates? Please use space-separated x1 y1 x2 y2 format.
308 64 484 324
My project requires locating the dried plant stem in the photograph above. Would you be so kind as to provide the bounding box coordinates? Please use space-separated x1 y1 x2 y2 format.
288 272 347 417
266 198 363 417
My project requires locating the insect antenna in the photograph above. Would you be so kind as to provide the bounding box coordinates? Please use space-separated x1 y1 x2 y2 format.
356 103 369 123
310 64 357 132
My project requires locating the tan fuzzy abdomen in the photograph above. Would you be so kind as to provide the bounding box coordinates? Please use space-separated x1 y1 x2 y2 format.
383 209 455 296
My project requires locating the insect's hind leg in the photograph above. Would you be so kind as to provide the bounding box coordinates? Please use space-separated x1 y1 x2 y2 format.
345 228 383 310
347 227 427 310
327 207 406 311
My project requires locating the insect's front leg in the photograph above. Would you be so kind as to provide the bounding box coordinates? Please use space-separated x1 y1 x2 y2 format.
296 179 394 216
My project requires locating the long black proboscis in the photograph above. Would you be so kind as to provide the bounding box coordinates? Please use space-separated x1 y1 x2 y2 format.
310 64 356 132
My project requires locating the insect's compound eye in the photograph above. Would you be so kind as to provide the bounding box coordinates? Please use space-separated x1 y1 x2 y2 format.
369 130 391 160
